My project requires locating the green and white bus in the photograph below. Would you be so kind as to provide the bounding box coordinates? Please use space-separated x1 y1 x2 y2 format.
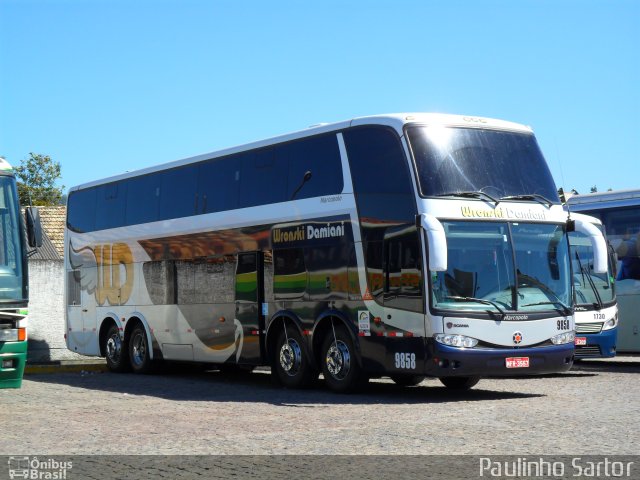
0 158 41 389
64 113 608 392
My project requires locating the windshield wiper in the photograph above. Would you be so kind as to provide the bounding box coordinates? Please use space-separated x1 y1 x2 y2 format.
521 301 571 314
574 251 604 309
517 272 571 314
445 296 505 316
436 191 499 206
500 194 554 207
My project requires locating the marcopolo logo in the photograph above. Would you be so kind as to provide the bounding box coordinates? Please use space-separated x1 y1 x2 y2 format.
7 457 72 479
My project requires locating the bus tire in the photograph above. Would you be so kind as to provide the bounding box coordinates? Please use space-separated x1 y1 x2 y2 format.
439 376 480 390
272 325 316 388
128 324 154 374
390 374 425 387
320 325 368 393
104 324 130 373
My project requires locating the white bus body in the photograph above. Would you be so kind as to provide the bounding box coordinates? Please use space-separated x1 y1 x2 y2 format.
65 113 608 392
568 190 640 353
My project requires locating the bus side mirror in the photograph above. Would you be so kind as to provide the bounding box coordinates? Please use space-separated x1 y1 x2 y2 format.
417 214 447 272
26 206 43 248
574 218 607 274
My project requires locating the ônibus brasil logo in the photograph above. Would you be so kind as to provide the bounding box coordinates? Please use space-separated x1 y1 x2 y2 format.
7 456 72 479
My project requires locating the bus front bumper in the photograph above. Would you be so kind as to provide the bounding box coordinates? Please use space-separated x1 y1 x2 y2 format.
0 341 27 389
425 341 574 377
575 327 617 358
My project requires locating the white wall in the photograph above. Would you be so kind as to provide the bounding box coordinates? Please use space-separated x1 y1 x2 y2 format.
27 259 85 362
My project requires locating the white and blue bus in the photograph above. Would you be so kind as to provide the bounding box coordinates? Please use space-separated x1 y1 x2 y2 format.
568 190 640 353
64 113 608 392
568 213 617 358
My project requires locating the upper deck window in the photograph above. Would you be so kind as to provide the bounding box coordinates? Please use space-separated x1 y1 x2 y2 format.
407 126 560 203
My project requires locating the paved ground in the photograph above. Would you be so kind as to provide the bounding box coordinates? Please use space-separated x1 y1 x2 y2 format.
2 360 639 457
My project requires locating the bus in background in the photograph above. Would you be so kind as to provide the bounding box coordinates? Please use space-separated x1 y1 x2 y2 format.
568 189 640 353
568 213 617 358
64 113 609 393
0 157 42 388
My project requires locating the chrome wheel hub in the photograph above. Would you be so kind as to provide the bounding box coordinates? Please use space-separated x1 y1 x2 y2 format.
106 334 121 362
279 339 302 376
326 340 350 380
131 333 146 367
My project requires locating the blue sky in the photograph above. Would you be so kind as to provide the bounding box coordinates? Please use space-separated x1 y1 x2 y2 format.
1 0 638 195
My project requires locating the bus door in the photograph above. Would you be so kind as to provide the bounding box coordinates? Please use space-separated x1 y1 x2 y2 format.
235 252 265 364
383 227 426 369
66 267 96 354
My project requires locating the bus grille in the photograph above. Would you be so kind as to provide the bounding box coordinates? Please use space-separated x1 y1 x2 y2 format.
576 322 603 334
575 345 602 357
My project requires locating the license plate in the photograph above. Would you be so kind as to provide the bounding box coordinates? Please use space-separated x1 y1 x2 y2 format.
0 329 18 342
506 357 530 368
575 337 587 346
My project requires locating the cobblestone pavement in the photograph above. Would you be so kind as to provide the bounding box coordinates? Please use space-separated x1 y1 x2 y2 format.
1 362 638 456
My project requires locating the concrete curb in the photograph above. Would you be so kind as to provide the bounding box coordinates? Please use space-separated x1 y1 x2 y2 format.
24 362 108 375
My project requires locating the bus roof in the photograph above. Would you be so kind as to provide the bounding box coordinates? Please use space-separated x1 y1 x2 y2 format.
567 189 640 210
69 112 533 193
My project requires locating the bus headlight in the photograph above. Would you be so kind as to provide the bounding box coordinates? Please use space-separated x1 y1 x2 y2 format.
602 313 618 330
435 334 478 348
551 331 575 345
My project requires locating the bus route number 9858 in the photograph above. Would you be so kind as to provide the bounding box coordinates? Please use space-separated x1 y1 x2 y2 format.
395 352 416 370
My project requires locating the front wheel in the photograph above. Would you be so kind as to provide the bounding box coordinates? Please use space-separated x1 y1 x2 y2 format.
439 376 480 390
321 325 368 393
272 325 317 388
103 324 130 373
129 324 155 374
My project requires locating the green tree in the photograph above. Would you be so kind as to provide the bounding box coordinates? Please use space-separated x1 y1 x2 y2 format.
14 153 65 206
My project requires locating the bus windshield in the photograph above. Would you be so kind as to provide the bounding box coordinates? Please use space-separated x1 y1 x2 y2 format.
0 175 25 302
431 221 571 315
407 126 560 202
569 231 615 307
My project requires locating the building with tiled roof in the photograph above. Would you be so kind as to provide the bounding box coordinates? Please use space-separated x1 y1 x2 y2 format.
36 205 66 259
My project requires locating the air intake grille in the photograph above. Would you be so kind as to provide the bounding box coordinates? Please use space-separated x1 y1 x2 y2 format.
575 345 602 357
576 322 603 334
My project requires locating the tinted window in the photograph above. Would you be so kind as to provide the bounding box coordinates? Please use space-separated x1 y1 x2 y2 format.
598 207 640 281
286 134 343 200
198 156 241 213
345 126 412 194
384 228 423 312
239 148 288 208
126 174 160 225
95 183 126 230
160 166 198 220
67 188 97 233
343 126 416 224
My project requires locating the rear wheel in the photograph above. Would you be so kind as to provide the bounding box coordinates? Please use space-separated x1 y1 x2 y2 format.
439 376 480 390
321 325 368 393
390 374 425 387
129 324 155 374
103 324 129 373
272 324 317 388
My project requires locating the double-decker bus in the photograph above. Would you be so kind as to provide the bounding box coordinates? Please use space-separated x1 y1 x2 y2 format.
64 113 608 392
568 213 617 358
568 190 640 353
0 157 41 389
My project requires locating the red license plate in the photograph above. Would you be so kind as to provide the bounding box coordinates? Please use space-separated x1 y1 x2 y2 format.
506 357 530 368
575 337 587 346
